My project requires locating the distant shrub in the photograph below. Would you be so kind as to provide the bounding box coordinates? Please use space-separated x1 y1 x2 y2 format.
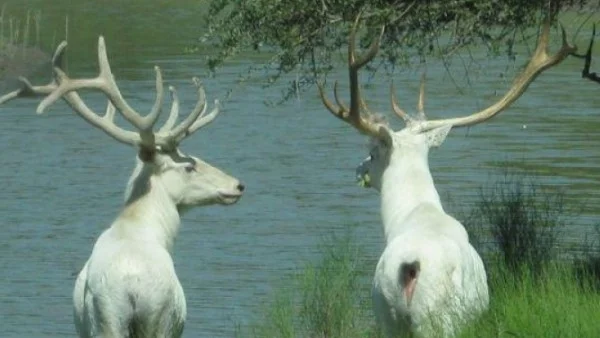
240 233 381 338
573 223 600 290
463 167 567 277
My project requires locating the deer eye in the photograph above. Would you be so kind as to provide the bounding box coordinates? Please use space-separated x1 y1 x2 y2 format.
185 165 196 173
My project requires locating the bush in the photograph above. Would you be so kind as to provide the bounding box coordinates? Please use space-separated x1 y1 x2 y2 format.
573 223 600 290
241 233 381 338
463 167 567 277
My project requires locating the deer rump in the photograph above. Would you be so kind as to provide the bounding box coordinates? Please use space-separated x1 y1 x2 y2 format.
73 238 186 338
371 231 486 335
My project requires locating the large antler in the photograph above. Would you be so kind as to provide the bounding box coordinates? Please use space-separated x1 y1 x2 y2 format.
317 13 385 137
392 21 576 133
34 37 219 151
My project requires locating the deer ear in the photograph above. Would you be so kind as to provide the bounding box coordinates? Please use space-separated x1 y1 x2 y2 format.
424 124 452 148
378 125 394 147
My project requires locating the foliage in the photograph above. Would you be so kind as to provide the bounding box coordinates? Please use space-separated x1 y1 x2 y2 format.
465 168 567 277
203 0 594 101
239 236 600 338
297 235 373 338
241 233 381 338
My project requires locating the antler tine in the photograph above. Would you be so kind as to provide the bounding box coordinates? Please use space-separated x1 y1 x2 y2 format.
147 66 165 129
38 37 163 135
158 86 180 133
0 88 20 104
319 79 372 125
317 13 385 136
61 88 141 146
415 19 576 133
96 37 163 132
347 13 384 125
161 77 216 145
349 12 385 70
52 40 68 69
36 37 173 149
0 38 140 146
317 81 344 117
390 80 412 123
104 101 116 121
53 65 142 145
175 99 220 143
0 77 41 104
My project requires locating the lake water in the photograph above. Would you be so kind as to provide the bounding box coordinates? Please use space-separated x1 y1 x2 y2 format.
0 2 598 337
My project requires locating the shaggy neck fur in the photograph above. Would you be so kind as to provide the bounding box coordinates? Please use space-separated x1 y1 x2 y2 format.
115 161 181 252
380 147 443 243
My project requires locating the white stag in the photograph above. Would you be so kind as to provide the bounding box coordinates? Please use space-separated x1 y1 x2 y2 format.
1 38 244 337
318 16 574 337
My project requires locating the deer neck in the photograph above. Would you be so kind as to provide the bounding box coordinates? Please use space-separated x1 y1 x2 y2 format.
380 150 443 242
116 165 181 252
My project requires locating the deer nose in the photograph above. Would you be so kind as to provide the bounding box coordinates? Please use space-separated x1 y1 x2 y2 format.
236 183 245 192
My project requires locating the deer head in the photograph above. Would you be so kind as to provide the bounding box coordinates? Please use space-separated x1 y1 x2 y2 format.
318 14 576 191
1 38 244 210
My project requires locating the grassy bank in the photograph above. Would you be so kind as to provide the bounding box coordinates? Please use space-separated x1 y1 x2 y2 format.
459 261 600 337
237 168 600 338
238 240 600 338
237 234 381 338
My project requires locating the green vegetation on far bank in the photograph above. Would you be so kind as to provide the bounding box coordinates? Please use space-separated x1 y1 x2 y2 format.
0 5 52 86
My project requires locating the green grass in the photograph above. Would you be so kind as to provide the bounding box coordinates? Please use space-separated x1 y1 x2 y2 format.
238 234 382 338
459 261 600 338
237 166 600 338
237 237 600 338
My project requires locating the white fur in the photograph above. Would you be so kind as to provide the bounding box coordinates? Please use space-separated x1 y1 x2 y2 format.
73 150 244 338
357 125 489 337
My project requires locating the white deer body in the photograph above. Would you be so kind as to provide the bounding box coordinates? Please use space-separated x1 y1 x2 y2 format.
362 129 488 336
317 13 574 338
1 37 244 337
73 153 242 337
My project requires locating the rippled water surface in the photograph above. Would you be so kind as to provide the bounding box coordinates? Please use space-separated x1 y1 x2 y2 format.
0 2 599 337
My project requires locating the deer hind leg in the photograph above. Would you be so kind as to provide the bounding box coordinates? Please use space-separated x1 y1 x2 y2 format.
152 310 185 338
122 308 184 338
372 286 412 338
84 293 134 338
121 289 185 338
